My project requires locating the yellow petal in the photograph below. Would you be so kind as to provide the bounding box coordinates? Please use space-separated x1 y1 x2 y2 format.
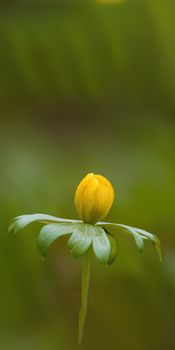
75 173 115 224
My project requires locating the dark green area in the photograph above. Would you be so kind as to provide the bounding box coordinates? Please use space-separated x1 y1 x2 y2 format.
0 1 175 349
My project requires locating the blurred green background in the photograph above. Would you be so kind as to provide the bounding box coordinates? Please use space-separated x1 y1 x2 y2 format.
0 0 175 349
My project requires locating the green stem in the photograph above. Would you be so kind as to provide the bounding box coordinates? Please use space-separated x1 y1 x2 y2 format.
78 248 91 345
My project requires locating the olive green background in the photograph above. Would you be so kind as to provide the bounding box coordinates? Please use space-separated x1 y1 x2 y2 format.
0 1 175 349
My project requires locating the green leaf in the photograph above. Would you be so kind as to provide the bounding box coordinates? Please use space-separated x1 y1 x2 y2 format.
107 233 118 265
130 230 144 253
134 228 162 261
153 238 162 262
135 227 157 241
98 221 161 260
101 223 144 252
68 224 92 259
37 222 74 257
9 213 80 233
136 228 162 261
92 226 111 264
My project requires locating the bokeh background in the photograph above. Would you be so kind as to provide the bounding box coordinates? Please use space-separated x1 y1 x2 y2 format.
0 0 175 349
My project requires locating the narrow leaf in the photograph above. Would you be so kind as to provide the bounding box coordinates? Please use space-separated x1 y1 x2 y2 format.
152 238 162 262
9 213 80 233
107 233 118 265
99 221 161 259
37 223 74 257
68 224 92 259
136 228 162 261
92 226 111 264
131 230 144 253
135 227 157 241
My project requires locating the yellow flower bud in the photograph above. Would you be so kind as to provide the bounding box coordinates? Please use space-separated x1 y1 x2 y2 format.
75 173 115 224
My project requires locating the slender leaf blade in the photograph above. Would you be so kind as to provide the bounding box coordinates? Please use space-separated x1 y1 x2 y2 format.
68 224 92 259
92 226 111 264
37 222 74 257
98 221 161 259
107 233 118 265
136 228 162 261
152 237 162 262
9 213 80 233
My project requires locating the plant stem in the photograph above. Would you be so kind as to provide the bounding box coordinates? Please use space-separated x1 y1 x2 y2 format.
78 248 91 345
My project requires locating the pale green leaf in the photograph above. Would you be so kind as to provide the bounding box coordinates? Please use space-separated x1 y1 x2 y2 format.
37 222 74 257
154 239 162 262
98 221 161 260
100 222 144 251
9 213 80 233
92 226 111 264
130 230 144 253
107 233 118 265
135 228 162 260
68 224 92 259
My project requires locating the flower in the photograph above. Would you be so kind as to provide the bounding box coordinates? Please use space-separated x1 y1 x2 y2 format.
74 173 115 224
9 173 162 344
